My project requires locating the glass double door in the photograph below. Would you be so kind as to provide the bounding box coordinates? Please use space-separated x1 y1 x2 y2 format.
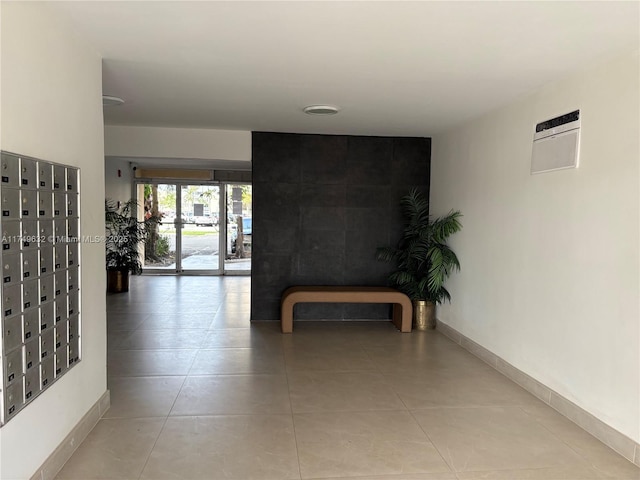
138 182 251 274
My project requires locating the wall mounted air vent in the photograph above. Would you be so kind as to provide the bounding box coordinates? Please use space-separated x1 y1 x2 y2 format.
531 109 580 174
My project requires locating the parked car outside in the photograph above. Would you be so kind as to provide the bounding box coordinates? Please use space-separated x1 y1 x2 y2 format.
194 214 214 226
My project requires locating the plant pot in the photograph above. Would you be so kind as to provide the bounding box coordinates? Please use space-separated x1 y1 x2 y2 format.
107 269 129 293
413 300 436 330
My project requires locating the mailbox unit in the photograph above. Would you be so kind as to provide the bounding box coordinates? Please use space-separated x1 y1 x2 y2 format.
0 152 81 425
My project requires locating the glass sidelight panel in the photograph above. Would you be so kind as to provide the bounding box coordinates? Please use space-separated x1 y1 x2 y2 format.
141 184 177 271
180 185 221 272
224 184 252 273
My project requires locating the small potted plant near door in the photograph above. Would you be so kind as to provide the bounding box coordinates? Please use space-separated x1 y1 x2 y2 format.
376 189 462 329
105 199 158 293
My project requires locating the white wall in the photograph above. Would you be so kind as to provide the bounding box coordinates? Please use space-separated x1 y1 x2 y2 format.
431 50 639 442
0 3 106 479
105 158 134 204
104 125 251 161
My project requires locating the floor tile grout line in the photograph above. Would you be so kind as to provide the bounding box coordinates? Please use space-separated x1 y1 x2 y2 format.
285 365 304 480
134 408 172 480
407 408 457 474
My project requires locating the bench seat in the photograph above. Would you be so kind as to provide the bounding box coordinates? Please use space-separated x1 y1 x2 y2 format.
280 286 413 333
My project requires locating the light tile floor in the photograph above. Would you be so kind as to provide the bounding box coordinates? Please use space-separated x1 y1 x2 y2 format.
56 276 640 480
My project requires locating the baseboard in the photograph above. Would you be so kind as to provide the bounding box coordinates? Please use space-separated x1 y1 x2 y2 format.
29 390 111 480
436 320 640 468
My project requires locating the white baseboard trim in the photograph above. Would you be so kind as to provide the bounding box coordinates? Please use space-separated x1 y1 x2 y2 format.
436 320 640 468
29 390 111 480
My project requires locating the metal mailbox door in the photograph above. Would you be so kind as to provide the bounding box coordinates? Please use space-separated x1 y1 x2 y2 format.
37 162 53 190
53 219 66 242
52 166 65 191
55 321 68 350
1 220 21 253
20 220 39 250
24 367 39 401
2 252 21 285
1 188 20 219
40 328 54 361
22 279 39 311
67 267 79 292
20 158 37 189
1 153 20 187
3 314 22 354
37 191 52 218
21 250 39 280
53 192 65 217
39 245 54 275
66 194 78 217
54 244 66 269
68 336 80 365
39 274 54 304
23 310 39 342
54 270 67 296
3 283 21 318
67 218 79 240
24 338 39 371
40 356 54 388
20 189 37 219
55 295 68 323
67 243 78 267
40 301 54 332
68 315 79 342
66 169 78 193
68 290 79 317
4 343 23 386
4 381 23 419
55 346 69 376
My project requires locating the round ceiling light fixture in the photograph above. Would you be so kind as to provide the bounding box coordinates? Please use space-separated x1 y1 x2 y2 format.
102 95 125 107
303 104 340 115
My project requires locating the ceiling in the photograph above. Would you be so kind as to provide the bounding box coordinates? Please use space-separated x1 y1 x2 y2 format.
51 1 638 138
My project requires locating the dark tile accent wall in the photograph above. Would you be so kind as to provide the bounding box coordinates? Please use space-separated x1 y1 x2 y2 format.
251 132 431 321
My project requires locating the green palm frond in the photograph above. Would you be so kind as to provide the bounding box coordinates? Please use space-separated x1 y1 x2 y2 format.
105 199 159 275
376 189 462 303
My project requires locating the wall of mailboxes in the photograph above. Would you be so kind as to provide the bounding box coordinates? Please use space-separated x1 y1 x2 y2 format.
0 152 81 425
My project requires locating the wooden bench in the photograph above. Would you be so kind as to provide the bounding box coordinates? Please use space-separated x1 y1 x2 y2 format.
280 286 413 333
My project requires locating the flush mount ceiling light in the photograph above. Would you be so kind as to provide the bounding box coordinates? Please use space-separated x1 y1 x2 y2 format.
303 105 340 115
102 95 125 107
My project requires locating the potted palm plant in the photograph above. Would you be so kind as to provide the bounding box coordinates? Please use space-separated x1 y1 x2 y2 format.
105 199 158 293
376 189 462 329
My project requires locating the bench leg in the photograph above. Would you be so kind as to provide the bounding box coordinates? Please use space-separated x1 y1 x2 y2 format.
281 301 294 333
393 303 412 333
